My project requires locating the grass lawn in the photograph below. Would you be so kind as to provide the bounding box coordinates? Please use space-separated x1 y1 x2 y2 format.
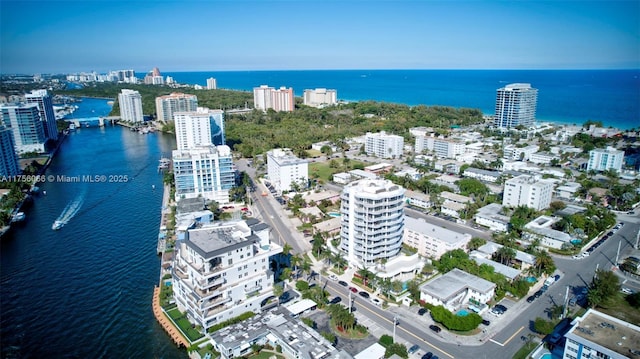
309 160 366 182
166 307 204 342
512 342 537 359
596 293 640 325
329 318 369 339
248 352 285 359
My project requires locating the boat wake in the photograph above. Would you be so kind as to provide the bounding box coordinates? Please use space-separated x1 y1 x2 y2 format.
53 194 85 230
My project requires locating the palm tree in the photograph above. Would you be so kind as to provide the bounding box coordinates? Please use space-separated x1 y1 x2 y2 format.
493 246 516 266
357 266 373 287
291 255 302 279
534 250 556 276
282 243 293 255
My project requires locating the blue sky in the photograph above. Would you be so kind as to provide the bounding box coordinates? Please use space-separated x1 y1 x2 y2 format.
1 0 638 74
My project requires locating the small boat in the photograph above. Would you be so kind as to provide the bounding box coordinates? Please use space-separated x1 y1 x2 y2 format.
152 184 155 190
11 212 26 222
52 220 64 230
43 190 47 195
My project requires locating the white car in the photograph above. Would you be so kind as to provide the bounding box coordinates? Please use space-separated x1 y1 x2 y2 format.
621 287 633 295
371 297 382 306
329 274 338 281
572 254 582 260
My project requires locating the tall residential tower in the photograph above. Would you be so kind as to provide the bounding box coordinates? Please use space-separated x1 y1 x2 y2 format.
494 83 538 129
25 89 58 141
339 179 405 268
155 93 198 123
174 107 225 150
118 89 144 123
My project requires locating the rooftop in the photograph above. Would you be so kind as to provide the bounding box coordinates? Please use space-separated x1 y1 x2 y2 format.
565 309 640 358
420 268 495 302
185 221 254 258
405 216 471 245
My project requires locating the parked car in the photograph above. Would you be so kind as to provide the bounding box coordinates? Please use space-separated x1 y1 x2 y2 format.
408 344 420 354
482 319 491 326
429 324 442 333
621 287 634 295
527 296 536 303
422 353 433 359
492 304 507 315
359 291 370 299
371 297 382 306
569 297 577 306
329 274 338 281
329 296 342 304
349 287 358 293
338 280 348 287
418 308 428 316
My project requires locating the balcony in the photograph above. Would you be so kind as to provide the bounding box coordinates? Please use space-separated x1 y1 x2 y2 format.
244 285 262 294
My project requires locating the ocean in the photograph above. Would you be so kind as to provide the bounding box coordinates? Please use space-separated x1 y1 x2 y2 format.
164 69 640 130
0 98 186 358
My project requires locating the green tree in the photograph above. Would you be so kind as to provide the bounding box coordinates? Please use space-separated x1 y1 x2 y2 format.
385 343 408 359
493 246 516 265
588 269 619 307
467 237 487 251
534 250 556 276
533 317 555 335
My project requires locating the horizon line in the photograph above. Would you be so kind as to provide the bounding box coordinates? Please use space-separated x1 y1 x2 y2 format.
2 67 640 76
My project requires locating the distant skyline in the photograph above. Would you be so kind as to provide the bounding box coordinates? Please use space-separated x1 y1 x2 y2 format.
1 0 639 74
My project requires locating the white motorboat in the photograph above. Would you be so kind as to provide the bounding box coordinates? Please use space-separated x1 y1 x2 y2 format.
52 220 64 230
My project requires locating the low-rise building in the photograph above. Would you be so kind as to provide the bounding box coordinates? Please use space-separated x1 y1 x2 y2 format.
420 268 495 312
555 182 582 200
469 252 521 281
404 216 471 259
529 151 559 165
562 308 640 359
440 191 473 218
474 203 510 232
524 216 572 249
476 241 536 270
462 167 501 183
504 144 539 161
404 190 433 211
211 307 353 359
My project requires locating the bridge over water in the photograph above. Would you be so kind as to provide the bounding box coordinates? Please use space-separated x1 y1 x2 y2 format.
64 116 120 128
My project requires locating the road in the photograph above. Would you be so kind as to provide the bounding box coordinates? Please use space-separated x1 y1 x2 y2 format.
236 157 640 357
310 219 640 358
236 158 311 254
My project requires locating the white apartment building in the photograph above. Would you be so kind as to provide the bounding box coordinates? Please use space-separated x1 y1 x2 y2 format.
365 131 404 159
462 168 501 183
266 148 309 193
587 146 625 172
503 144 540 161
172 220 282 331
25 89 58 141
494 83 538 129
253 85 294 112
303 88 337 108
340 179 405 268
524 216 572 249
0 102 47 153
474 203 510 232
172 145 235 203
503 174 553 210
415 136 465 159
207 77 217 90
404 190 433 210
409 127 434 137
420 269 495 312
404 216 472 259
118 89 144 123
155 92 198 123
174 107 225 150
562 309 640 359
529 151 559 165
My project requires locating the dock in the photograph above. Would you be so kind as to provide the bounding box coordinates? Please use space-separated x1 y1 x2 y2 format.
152 286 189 348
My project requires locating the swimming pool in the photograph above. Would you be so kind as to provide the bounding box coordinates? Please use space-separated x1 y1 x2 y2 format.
327 212 341 217
527 276 537 283
457 309 469 316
